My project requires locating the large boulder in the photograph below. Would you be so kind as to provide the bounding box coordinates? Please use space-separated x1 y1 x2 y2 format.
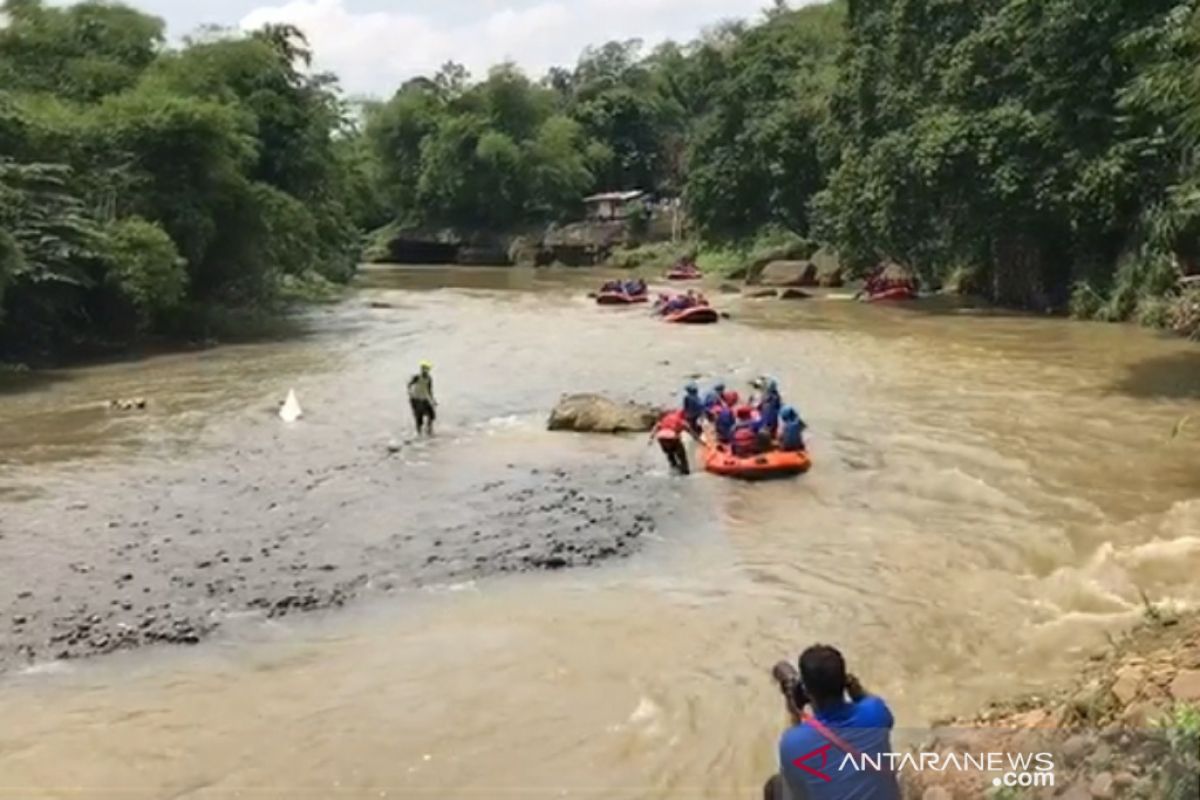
811 246 844 287
758 260 818 287
547 394 661 433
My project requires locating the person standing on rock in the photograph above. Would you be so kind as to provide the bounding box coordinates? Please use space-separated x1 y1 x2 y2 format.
408 360 437 435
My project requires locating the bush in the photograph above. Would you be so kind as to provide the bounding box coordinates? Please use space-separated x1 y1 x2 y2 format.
103 216 186 327
278 270 343 304
1069 281 1107 319
1099 249 1181 322
1169 287 1200 338
606 241 685 269
1134 295 1174 328
1157 703 1200 800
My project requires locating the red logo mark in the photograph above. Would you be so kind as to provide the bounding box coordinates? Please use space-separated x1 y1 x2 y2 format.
793 743 835 782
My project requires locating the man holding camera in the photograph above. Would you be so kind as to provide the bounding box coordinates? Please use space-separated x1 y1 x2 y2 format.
767 644 899 800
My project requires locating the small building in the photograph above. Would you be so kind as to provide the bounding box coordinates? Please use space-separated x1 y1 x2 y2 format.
583 190 646 221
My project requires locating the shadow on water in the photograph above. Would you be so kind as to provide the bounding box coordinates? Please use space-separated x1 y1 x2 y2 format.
0 369 72 397
0 311 319 398
1111 350 1200 400
883 294 1041 320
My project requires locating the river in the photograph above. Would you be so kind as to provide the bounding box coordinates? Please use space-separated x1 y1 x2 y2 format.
1 266 1198 799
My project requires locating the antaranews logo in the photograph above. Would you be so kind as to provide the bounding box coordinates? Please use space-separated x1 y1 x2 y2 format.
791 749 1056 787
792 744 837 782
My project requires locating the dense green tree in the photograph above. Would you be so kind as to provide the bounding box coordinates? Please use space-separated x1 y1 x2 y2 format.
0 0 164 100
367 62 595 229
0 1 366 360
816 0 1199 312
685 2 844 239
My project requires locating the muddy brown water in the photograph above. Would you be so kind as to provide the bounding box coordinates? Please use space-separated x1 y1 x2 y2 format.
1 266 1198 798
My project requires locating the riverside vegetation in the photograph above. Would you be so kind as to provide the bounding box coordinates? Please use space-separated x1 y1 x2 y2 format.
4 0 1200 363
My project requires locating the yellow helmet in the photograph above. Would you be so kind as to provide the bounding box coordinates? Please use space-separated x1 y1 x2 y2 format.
419 360 433 370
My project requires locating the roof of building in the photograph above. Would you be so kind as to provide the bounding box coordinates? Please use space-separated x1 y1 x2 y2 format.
582 190 645 203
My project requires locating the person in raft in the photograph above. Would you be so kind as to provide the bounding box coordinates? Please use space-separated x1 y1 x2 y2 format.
701 381 726 416
661 292 696 315
682 381 705 435
778 406 807 452
714 403 736 445
649 408 694 475
408 360 436 435
731 406 762 457
765 644 899 800
758 379 782 433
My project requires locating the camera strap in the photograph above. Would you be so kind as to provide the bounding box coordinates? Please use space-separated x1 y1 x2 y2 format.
806 717 879 773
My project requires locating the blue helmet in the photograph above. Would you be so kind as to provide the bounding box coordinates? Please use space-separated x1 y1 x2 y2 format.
781 405 797 421
767 378 779 392
685 381 699 395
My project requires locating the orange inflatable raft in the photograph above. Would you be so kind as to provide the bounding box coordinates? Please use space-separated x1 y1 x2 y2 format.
702 440 812 480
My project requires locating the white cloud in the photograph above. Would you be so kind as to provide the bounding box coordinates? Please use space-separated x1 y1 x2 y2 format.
239 0 775 96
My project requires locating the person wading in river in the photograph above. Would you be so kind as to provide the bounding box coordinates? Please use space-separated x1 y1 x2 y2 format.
649 408 695 475
408 360 437 435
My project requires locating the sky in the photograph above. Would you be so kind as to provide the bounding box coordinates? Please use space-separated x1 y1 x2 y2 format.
97 0 783 97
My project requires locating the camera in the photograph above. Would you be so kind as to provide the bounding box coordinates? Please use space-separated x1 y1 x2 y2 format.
772 660 808 709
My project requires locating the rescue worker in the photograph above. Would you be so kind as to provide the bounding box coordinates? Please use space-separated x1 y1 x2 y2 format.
682 382 704 435
759 381 782 438
408 360 436 435
649 408 692 475
731 406 761 457
702 382 726 415
778 406 807 452
714 405 735 445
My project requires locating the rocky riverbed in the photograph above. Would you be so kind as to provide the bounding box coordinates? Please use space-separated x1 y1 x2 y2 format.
0 439 665 673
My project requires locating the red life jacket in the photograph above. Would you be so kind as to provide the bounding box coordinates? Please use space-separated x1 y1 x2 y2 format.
656 410 686 440
732 424 758 455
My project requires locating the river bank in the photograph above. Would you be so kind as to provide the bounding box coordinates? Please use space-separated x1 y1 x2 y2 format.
902 611 1200 799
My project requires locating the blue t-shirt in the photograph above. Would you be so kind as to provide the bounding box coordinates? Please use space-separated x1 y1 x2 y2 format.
682 393 704 421
779 420 805 450
778 696 899 800
715 409 735 441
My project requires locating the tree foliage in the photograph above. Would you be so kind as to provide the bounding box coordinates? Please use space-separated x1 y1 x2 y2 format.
5 0 1199 355
814 0 1200 312
0 0 374 359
